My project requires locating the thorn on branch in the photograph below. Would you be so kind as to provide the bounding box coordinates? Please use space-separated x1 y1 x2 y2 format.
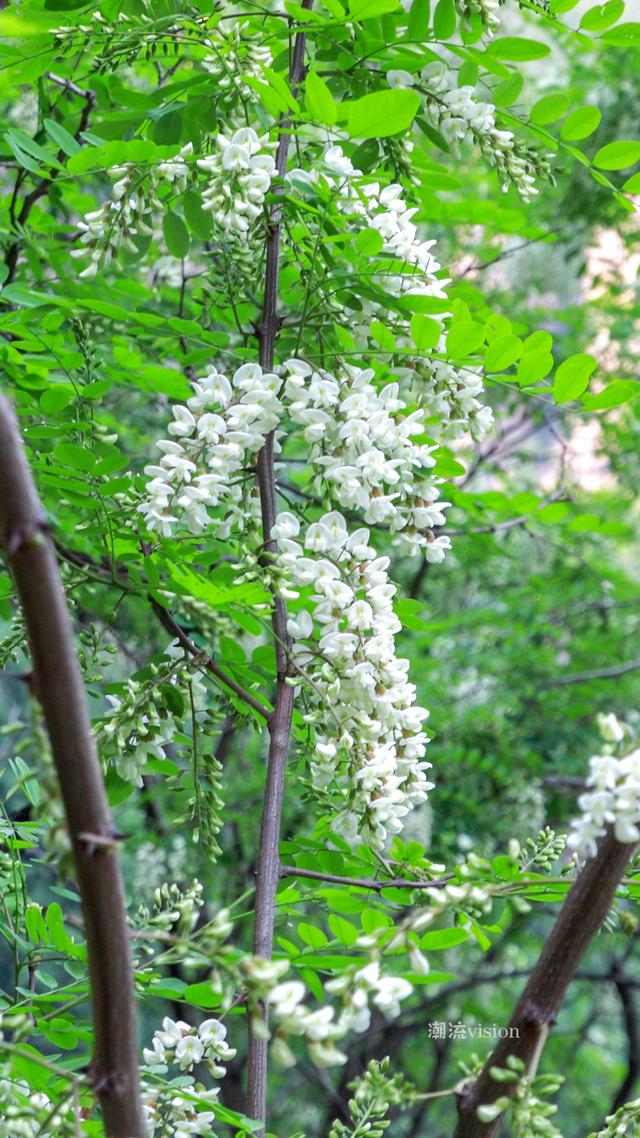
77 830 121 856
6 519 51 557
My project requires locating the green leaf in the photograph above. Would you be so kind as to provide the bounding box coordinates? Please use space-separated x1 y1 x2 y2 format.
355 227 384 255
622 171 640 192
580 0 624 31
347 90 421 139
488 36 551 60
52 442 96 471
348 0 400 16
593 140 640 170
184 982 221 1008
370 320 396 350
583 380 639 410
516 349 554 385
419 927 469 949
182 190 213 240
560 106 602 141
408 0 430 38
599 20 640 44
433 0 456 38
328 915 359 945
484 334 522 372
298 922 328 948
394 598 429 631
492 72 524 107
530 93 571 125
153 110 183 145
553 353 597 402
410 313 441 351
305 69 337 124
446 320 485 358
43 117 81 156
40 387 74 413
166 564 271 610
162 212 190 258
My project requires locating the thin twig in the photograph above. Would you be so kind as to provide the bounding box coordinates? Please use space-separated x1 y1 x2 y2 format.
548 658 640 687
247 5 314 1128
149 597 272 721
279 864 453 892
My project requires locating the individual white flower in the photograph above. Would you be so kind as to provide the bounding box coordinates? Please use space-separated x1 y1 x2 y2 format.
598 712 625 744
157 1017 190 1048
386 69 414 89
175 1033 205 1070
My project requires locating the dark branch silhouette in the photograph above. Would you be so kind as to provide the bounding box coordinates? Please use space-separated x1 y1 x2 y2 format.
0 394 146 1137
453 828 638 1137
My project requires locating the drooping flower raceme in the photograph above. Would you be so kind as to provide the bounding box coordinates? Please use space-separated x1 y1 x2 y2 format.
568 747 640 857
71 144 193 278
275 509 434 848
98 640 207 785
139 362 283 537
281 358 452 556
420 65 550 202
197 127 277 238
384 66 548 203
455 0 501 36
289 145 494 442
202 19 273 108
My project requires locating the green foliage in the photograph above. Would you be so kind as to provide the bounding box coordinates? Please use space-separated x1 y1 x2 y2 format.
0 0 639 1135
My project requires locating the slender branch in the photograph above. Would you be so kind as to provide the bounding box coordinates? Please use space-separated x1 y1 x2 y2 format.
547 658 640 687
247 6 313 1128
453 828 638 1138
5 76 95 283
279 864 453 891
149 597 272 721
0 395 146 1138
611 970 640 1111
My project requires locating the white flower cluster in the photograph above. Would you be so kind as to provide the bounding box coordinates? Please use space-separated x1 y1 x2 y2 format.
137 879 205 936
0 1077 53 1138
316 143 449 306
274 509 434 847
197 127 276 237
241 954 414 1068
281 358 452 553
202 19 273 106
71 144 193 278
143 1015 236 1075
98 641 206 784
139 362 282 537
408 359 494 440
326 960 414 1031
386 66 545 202
142 1082 220 1138
568 714 640 858
455 0 501 36
290 147 493 441
421 65 545 202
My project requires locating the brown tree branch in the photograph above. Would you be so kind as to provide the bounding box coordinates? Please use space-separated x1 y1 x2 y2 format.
279 864 453 891
0 395 146 1137
148 596 272 722
246 5 313 1127
5 76 95 283
453 828 638 1138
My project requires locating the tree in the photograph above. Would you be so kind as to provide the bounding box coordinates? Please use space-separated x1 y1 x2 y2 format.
0 1 639 1137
